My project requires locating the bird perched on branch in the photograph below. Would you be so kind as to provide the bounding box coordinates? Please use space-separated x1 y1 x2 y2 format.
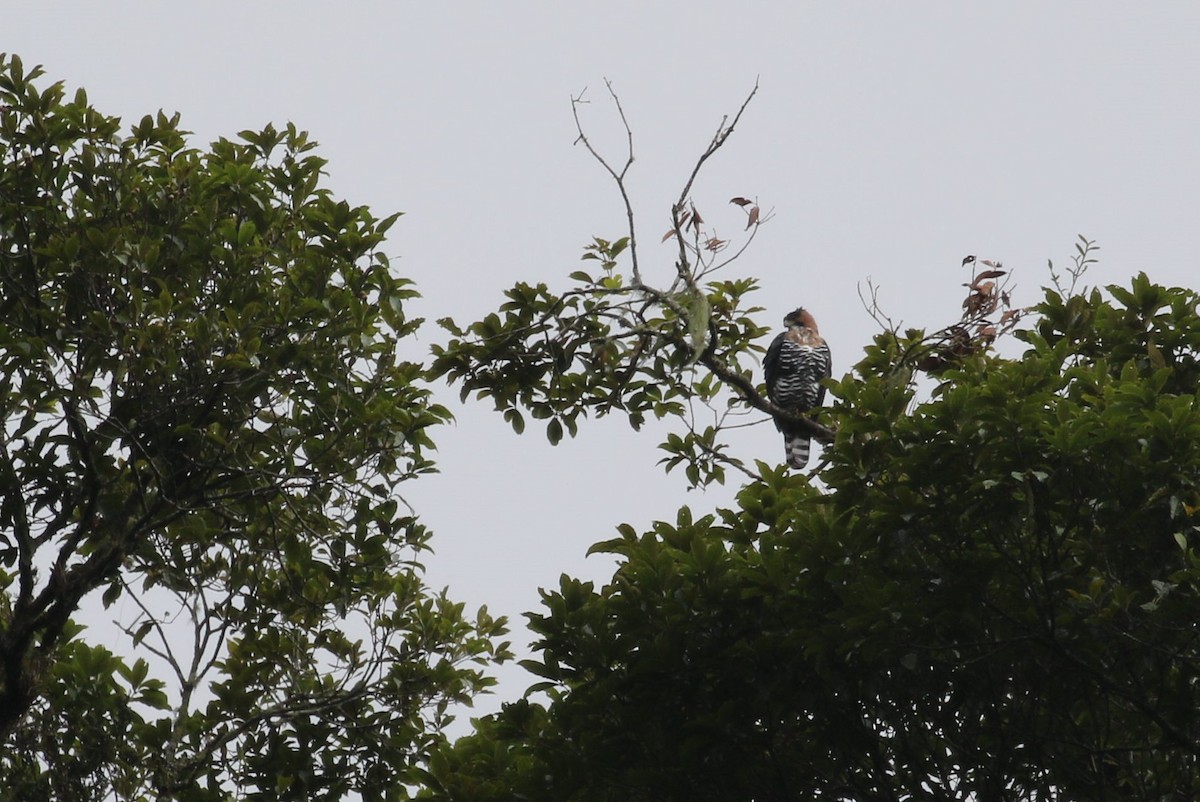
763 307 831 468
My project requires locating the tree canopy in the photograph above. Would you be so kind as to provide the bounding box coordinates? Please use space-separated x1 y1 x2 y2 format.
0 54 507 801
419 87 1200 801
420 272 1200 801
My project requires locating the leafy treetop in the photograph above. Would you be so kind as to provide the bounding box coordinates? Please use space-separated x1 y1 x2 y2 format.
418 271 1200 801
0 53 508 802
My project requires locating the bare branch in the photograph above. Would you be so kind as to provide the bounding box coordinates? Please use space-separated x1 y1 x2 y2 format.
671 79 761 290
674 78 761 224
571 82 642 287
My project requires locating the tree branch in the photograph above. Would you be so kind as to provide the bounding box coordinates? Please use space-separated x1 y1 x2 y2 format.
698 350 835 444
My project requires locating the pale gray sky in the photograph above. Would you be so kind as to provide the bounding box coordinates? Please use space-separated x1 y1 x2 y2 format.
10 3 1200 719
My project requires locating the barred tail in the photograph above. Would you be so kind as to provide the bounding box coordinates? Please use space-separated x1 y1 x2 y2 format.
783 433 812 469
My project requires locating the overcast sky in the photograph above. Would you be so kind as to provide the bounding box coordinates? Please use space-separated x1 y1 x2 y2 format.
9 3 1200 720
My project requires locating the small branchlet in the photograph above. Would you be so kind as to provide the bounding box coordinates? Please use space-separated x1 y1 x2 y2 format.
1048 234 1100 298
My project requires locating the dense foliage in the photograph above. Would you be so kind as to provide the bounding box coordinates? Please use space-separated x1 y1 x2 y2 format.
420 274 1200 800
0 55 507 801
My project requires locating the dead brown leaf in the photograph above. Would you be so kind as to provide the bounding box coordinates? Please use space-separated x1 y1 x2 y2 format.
971 269 1007 286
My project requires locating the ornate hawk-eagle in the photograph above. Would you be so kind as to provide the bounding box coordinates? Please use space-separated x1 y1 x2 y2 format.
763 307 831 468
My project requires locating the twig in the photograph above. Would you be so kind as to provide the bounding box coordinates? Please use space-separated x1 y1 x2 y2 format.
857 278 900 334
571 82 641 287
671 79 760 290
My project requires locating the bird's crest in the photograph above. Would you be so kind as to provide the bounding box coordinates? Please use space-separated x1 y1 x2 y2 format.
783 307 818 333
